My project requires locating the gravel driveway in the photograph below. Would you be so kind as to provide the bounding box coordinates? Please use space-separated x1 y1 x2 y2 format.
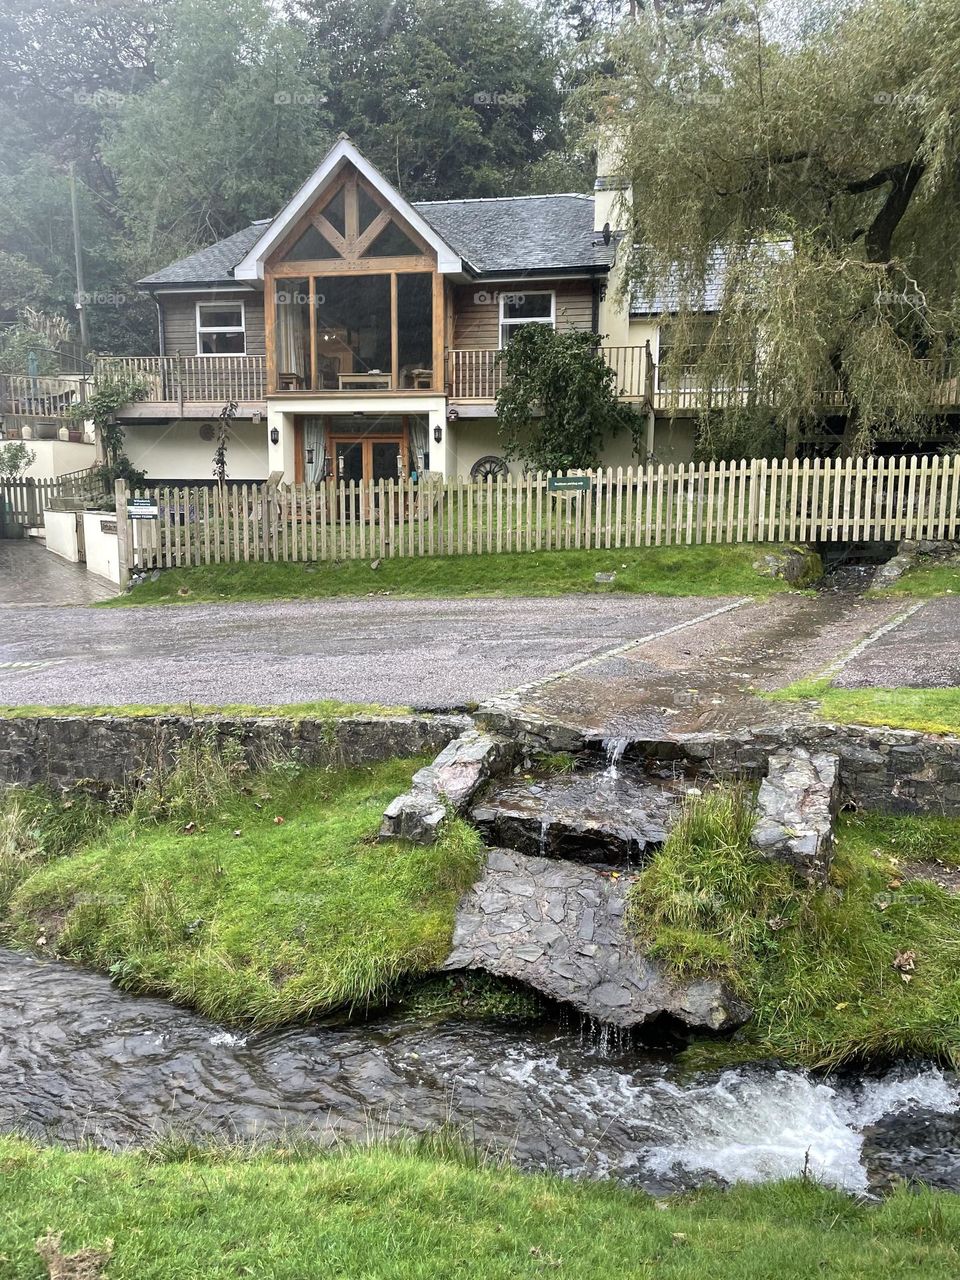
0 595 726 710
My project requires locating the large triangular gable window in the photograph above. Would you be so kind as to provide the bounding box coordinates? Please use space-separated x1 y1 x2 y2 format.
288 223 339 260
277 170 429 265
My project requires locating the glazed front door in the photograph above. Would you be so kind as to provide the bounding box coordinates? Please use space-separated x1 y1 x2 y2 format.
330 435 404 518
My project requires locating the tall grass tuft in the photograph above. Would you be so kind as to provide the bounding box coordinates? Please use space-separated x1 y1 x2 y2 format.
628 791 960 1068
0 787 110 921
131 729 254 826
627 787 796 982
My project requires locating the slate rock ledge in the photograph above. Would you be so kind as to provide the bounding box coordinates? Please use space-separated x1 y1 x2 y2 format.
752 747 840 884
380 729 517 843
445 847 751 1031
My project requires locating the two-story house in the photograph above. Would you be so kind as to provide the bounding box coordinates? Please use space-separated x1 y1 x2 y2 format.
95 135 701 486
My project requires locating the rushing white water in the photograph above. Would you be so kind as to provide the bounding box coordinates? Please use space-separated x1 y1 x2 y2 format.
493 1048 960 1193
4 950 958 1193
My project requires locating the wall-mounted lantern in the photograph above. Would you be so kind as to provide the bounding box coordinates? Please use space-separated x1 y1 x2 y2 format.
433 424 443 444
305 447 315 465
269 426 280 446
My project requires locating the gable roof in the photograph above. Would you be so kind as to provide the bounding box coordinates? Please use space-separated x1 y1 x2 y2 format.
138 223 271 288
414 195 613 275
138 142 614 289
233 137 463 280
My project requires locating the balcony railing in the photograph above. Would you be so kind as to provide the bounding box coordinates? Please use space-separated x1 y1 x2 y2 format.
447 345 653 403
94 355 266 406
447 346 960 412
0 372 91 429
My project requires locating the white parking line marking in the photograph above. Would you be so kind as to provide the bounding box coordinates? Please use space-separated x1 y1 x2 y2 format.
502 597 752 700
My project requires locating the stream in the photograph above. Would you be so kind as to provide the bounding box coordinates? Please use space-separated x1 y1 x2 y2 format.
2 949 958 1195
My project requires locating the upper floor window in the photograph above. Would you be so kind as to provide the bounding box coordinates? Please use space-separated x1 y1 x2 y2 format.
499 291 555 346
197 302 245 355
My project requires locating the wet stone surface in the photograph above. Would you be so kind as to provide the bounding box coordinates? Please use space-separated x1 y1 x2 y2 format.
445 848 749 1031
752 748 840 884
470 765 691 865
1 950 958 1196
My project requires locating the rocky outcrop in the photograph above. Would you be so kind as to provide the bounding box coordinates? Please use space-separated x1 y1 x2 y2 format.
445 848 750 1031
872 538 960 590
752 748 840 883
753 545 823 587
380 729 517 843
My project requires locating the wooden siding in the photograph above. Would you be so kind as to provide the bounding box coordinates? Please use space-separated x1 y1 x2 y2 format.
451 279 595 348
160 292 266 357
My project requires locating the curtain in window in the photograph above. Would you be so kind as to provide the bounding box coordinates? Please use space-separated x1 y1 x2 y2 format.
303 416 327 482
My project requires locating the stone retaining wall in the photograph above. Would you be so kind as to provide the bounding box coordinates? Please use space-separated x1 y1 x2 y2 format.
0 713 470 791
480 708 960 815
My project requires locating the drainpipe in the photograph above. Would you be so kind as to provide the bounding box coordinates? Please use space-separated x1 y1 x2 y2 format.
155 296 165 356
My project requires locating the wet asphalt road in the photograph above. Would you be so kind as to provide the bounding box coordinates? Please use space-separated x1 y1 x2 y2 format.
833 598 960 689
0 595 727 710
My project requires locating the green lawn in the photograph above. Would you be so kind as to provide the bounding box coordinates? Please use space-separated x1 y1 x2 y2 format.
629 794 960 1069
102 544 800 606
874 562 960 598
766 678 960 736
3 754 483 1025
2 1139 959 1280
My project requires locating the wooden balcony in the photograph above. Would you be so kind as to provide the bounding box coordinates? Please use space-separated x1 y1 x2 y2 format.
447 346 960 414
0 372 92 435
447 345 653 403
94 355 266 417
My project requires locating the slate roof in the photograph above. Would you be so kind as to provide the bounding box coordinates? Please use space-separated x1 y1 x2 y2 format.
413 194 613 275
630 244 792 315
138 223 271 288
137 195 612 288
630 251 727 315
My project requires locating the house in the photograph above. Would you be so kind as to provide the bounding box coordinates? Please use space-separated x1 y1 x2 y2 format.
93 135 703 486
8 137 960 486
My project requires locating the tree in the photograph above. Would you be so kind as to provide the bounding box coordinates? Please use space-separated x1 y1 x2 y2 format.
0 442 36 478
105 0 331 271
596 0 960 456
496 325 641 470
289 0 570 198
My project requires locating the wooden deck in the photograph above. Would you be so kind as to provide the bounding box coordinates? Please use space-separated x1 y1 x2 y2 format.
10 349 956 422
446 346 960 414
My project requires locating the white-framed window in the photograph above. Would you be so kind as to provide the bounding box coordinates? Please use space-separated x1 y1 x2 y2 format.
196 301 246 355
499 291 555 347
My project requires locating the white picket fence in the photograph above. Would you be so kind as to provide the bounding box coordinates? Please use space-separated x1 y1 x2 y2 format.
111 453 960 579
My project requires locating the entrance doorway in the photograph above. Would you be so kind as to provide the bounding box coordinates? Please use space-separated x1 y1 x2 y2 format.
293 413 416 491
330 436 405 486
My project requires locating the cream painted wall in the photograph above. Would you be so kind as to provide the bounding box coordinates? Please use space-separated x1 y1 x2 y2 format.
265 395 447 483
124 419 269 482
649 417 697 464
43 509 81 562
450 418 647 480
23 440 97 480
80 511 121 584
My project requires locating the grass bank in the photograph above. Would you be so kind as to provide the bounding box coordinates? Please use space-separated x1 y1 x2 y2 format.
0 699 408 719
2 747 483 1025
874 562 960 598
2 1139 959 1280
766 677 960 736
102 544 798 606
628 793 960 1068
